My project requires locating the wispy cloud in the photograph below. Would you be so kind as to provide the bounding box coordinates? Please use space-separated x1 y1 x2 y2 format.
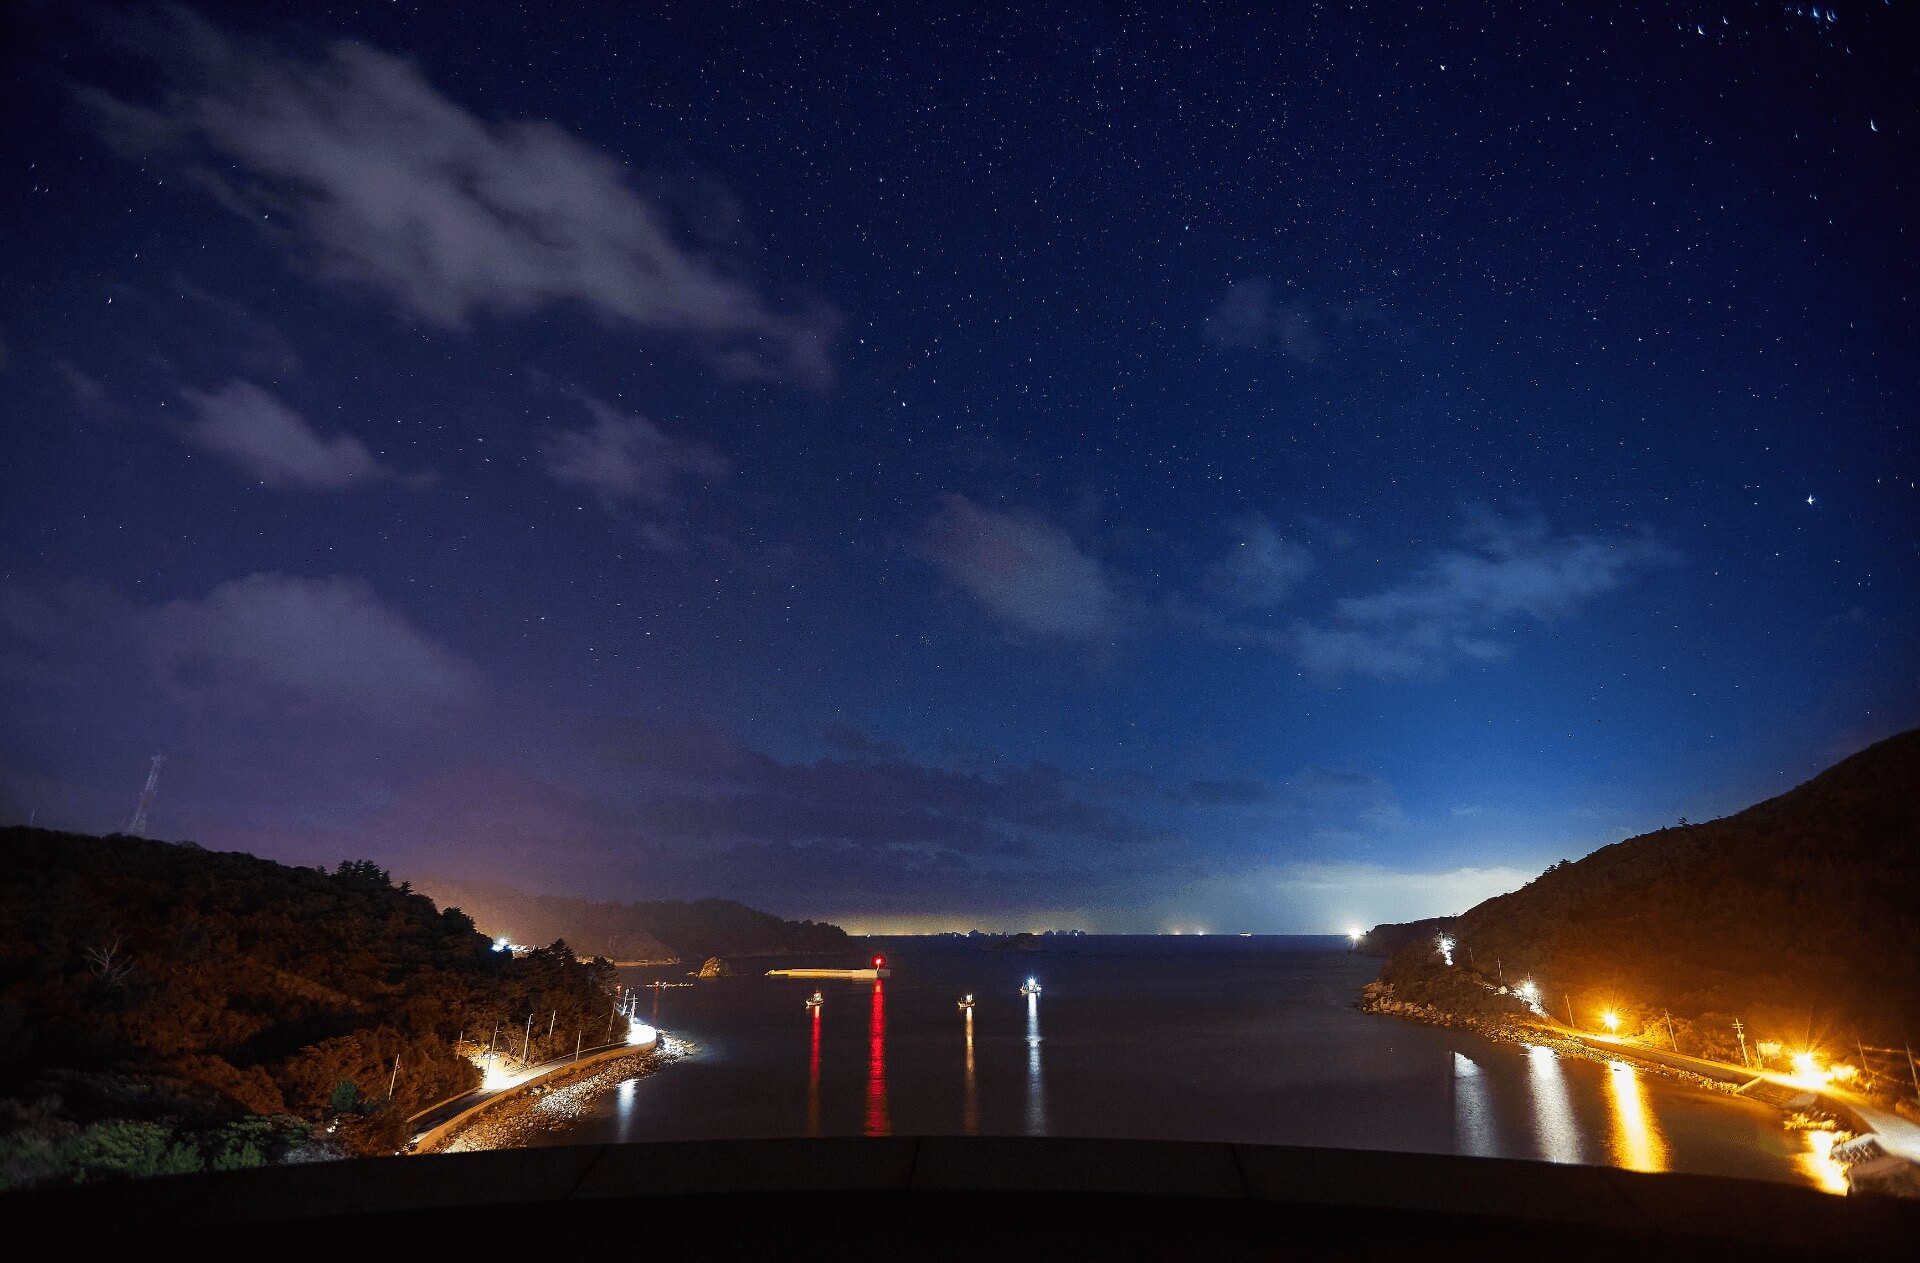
83 10 836 386
1204 514 1313 607
1201 277 1386 363
147 573 482 725
542 397 729 513
1281 510 1675 677
181 380 397 488
924 494 1117 640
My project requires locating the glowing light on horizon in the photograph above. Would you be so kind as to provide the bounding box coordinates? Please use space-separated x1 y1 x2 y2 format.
1604 1060 1668 1173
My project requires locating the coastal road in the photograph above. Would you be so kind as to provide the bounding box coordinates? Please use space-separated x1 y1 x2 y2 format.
1572 1032 1920 1165
405 1035 653 1143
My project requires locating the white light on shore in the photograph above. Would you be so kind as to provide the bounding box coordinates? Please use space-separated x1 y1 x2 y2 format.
627 1021 657 1047
1436 935 1455 967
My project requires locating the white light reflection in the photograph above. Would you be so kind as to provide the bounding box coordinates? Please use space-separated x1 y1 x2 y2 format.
1452 1052 1496 1156
1025 991 1046 1135
1526 1045 1582 1164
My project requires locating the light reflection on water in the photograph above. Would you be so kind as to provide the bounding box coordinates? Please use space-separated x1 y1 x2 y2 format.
1795 1129 1850 1195
962 1007 978 1136
1526 1045 1583 1164
1025 991 1046 1135
1604 1060 1669 1172
583 952 1836 1191
1451 1052 1495 1156
807 1004 821 1138
865 981 889 1137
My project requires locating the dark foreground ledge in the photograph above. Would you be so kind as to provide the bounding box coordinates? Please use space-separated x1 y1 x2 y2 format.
6 1136 1916 1259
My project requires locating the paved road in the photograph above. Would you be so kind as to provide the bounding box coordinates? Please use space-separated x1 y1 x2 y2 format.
406 1039 642 1137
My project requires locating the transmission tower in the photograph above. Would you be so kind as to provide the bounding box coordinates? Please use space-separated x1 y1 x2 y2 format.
128 754 165 836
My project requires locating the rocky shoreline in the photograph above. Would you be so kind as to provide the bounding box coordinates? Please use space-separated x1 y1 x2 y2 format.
1359 980 1745 1097
432 1041 686 1154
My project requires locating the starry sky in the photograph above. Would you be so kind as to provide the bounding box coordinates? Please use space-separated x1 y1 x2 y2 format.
2 1 1915 932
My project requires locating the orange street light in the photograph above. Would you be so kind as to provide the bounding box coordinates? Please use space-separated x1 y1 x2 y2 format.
1601 1010 1620 1033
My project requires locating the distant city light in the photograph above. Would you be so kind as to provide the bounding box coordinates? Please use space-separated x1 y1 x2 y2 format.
492 937 510 951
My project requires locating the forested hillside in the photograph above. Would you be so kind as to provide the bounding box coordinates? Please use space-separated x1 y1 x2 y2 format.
416 878 853 963
0 828 624 1185
1375 729 1920 1064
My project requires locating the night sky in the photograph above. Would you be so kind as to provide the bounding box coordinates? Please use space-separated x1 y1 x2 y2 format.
2 2 1915 932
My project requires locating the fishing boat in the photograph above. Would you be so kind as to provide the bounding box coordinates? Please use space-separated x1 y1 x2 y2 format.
1019 977 1042 996
957 993 976 1010
804 991 824 1009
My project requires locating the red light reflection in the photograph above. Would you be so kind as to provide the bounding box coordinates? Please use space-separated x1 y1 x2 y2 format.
865 980 890 1136
807 1003 821 1137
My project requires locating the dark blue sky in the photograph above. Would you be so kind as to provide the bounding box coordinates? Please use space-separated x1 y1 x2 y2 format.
3 1 1914 931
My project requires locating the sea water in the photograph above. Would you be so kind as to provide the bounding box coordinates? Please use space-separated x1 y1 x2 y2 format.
537 936 1831 1188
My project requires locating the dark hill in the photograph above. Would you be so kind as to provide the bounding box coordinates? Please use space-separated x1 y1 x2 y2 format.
413 878 852 964
0 827 623 1184
1375 729 1920 1062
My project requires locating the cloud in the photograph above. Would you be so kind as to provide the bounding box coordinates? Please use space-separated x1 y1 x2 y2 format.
602 722 1171 857
1201 277 1385 363
83 11 835 386
542 397 729 510
1285 511 1674 677
147 573 481 724
924 494 1117 639
181 381 395 487
1204 515 1313 607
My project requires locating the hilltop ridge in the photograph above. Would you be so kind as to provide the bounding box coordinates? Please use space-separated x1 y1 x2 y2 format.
1371 728 1920 1062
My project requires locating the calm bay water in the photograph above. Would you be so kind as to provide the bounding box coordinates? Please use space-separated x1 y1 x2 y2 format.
539 937 1832 1189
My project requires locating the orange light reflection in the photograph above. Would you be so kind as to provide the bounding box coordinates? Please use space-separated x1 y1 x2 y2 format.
1603 1060 1668 1173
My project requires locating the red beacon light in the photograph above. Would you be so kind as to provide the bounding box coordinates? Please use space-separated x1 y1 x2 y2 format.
872 954 887 970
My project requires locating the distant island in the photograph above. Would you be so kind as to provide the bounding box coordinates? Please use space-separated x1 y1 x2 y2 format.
413 877 851 964
1363 728 1920 1071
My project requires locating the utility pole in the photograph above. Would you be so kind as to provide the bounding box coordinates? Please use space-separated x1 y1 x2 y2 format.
1496 959 1503 986
488 1023 499 1060
1733 1018 1749 1068
1907 1044 1918 1100
1663 1010 1678 1052
388 1055 401 1102
548 1010 556 1039
1565 995 1575 1028
574 1032 582 1063
523 1012 534 1064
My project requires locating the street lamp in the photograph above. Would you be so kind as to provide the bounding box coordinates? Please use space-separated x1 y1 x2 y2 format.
1601 1010 1620 1034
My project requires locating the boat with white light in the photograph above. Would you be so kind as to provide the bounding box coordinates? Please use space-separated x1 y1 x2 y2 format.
957 994 975 1010
1019 977 1042 996
804 991 824 1009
